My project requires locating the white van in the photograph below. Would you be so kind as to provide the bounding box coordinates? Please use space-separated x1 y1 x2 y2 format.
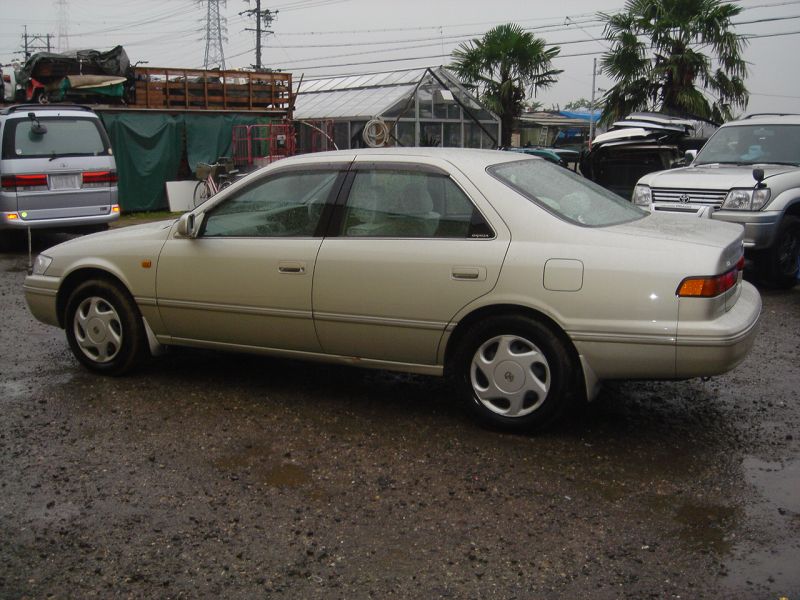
0 104 119 244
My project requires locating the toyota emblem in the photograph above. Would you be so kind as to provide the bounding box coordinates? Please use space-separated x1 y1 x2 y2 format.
678 194 691 203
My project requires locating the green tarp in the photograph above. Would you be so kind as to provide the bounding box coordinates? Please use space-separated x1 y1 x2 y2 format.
99 112 271 212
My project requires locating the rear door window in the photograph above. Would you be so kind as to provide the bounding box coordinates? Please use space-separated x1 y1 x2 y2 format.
2 117 110 159
340 168 494 239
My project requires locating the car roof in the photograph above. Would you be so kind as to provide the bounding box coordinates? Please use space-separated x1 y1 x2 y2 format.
0 104 99 119
276 146 535 169
726 114 800 126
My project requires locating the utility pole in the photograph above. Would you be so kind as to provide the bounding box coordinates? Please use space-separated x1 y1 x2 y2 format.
198 0 227 69
241 0 277 71
21 26 53 59
589 58 598 145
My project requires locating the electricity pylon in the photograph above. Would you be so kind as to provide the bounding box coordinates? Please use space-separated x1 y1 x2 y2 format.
199 0 227 70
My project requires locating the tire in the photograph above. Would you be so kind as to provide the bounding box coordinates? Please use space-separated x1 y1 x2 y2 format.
64 280 148 376
453 315 581 432
192 181 211 208
760 215 800 289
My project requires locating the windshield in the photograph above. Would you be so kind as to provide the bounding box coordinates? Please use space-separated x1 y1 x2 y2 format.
488 159 646 227
2 116 110 159
694 123 800 166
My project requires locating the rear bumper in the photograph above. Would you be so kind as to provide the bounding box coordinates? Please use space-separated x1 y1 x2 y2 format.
1 210 119 231
675 281 762 377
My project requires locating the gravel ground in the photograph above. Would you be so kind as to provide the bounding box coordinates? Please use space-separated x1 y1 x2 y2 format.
1 233 798 599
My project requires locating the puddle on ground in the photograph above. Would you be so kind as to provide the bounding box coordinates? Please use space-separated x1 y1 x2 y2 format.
742 457 800 514
674 502 739 555
721 457 800 594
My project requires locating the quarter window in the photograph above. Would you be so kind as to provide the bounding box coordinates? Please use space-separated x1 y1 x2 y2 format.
342 169 493 239
202 170 339 237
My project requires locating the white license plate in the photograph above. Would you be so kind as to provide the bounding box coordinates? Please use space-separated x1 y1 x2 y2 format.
49 174 81 190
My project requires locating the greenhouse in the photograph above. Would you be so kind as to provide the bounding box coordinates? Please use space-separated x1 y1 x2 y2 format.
292 67 501 152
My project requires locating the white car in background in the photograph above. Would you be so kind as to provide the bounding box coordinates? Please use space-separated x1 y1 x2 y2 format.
633 114 800 288
23 148 761 431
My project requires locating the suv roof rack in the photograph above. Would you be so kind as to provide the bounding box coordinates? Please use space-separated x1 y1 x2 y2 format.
741 112 800 119
0 104 96 116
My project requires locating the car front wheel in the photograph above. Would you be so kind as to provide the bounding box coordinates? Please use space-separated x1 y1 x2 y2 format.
454 315 581 432
65 280 147 375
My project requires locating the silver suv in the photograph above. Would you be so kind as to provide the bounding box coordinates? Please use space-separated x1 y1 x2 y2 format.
633 114 800 288
0 104 119 246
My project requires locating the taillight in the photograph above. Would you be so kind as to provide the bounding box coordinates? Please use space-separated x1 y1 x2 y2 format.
1 174 49 191
82 171 118 188
2 75 10 83
677 266 740 298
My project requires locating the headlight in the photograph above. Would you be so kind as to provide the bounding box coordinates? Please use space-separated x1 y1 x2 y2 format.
721 188 771 210
32 254 53 276
632 184 652 206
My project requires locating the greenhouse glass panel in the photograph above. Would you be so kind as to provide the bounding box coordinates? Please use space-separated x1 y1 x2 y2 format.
443 123 462 147
420 122 442 147
395 121 415 147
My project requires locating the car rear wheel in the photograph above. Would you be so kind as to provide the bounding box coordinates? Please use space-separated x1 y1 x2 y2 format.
454 315 580 432
65 280 147 375
761 215 799 289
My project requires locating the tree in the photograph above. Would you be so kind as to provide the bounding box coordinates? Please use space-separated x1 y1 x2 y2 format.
599 0 748 125
450 23 562 147
563 98 594 111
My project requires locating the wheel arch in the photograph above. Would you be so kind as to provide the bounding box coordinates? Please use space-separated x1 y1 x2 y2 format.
783 199 800 219
56 267 133 328
443 303 584 388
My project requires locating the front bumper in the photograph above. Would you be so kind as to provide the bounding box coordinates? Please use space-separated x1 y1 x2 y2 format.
23 274 61 327
675 281 762 378
651 203 780 250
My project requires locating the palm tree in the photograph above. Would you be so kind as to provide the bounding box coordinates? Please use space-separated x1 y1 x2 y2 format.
599 0 748 125
450 24 562 147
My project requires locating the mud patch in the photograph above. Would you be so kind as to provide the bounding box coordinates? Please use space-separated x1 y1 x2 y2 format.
213 444 312 489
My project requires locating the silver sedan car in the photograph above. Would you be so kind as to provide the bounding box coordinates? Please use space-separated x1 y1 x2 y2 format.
24 148 762 431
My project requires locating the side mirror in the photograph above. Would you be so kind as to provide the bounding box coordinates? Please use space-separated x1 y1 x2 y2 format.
684 149 698 164
753 167 766 187
176 212 197 238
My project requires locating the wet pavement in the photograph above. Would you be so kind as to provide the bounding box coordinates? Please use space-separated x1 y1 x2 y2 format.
1 233 798 599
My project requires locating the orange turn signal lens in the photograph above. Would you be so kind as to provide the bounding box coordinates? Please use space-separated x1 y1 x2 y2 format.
6 212 19 220
111 205 120 213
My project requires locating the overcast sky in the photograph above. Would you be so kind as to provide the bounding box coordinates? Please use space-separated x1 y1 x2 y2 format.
1 0 798 114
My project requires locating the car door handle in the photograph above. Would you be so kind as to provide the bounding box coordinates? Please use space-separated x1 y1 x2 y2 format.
278 261 306 274
451 266 486 281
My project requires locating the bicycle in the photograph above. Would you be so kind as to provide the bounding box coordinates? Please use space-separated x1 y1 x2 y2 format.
192 158 239 208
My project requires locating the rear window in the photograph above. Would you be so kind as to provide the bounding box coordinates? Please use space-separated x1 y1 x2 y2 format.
2 116 110 160
488 159 646 227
